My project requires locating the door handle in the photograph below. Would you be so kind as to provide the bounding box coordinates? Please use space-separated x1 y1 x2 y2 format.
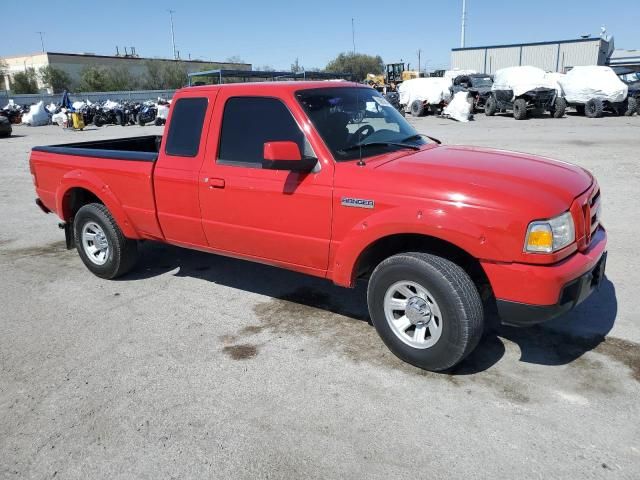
204 177 225 189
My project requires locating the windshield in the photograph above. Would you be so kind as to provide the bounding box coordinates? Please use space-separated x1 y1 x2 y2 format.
471 76 493 87
296 87 427 161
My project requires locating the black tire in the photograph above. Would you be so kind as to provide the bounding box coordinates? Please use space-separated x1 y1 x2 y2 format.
575 104 585 116
410 100 425 117
73 203 138 279
93 115 104 127
154 118 163 126
624 97 637 116
484 96 497 116
552 97 567 118
367 252 484 372
137 114 145 126
585 98 604 118
513 98 528 120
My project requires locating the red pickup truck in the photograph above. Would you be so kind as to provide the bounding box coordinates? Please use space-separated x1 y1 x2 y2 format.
29 82 607 371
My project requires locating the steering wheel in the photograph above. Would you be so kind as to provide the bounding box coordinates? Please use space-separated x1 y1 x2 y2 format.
350 124 374 144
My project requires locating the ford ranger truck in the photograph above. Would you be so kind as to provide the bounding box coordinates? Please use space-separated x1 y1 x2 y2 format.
29 82 607 372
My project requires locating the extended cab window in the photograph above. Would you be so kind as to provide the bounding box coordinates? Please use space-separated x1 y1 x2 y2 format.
165 97 208 157
218 97 310 166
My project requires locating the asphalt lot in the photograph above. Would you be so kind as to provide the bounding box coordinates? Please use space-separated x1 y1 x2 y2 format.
1 112 639 479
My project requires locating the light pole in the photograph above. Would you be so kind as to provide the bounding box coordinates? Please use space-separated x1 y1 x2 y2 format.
169 10 177 60
351 18 356 54
37 31 45 52
460 0 467 48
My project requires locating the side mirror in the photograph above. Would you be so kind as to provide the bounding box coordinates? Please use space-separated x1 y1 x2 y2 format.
262 141 316 172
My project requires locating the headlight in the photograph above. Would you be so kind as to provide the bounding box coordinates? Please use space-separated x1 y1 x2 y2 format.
524 211 575 253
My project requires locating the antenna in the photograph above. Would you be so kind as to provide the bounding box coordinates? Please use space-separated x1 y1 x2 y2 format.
169 10 177 59
460 0 467 48
115 46 120 56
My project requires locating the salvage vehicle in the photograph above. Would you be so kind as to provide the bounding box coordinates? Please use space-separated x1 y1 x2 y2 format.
29 82 607 372
486 66 566 120
618 72 640 116
558 66 629 118
398 77 452 116
450 74 493 111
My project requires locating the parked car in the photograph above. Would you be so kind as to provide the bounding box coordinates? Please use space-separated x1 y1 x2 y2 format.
558 66 629 118
486 66 566 120
0 114 12 137
451 74 493 111
29 82 607 372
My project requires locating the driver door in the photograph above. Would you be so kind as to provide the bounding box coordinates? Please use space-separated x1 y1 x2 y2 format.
198 92 334 274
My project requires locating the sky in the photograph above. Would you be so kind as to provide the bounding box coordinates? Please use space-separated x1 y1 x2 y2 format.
2 0 639 71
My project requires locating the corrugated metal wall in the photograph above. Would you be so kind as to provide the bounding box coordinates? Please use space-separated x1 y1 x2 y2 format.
450 49 485 72
450 39 606 73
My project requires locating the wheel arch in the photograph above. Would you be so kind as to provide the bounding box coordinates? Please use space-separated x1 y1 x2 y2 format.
56 171 139 238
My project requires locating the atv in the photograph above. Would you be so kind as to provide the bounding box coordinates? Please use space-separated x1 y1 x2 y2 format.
485 88 566 120
451 74 493 112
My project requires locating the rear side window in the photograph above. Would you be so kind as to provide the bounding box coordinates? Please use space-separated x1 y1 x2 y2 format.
218 97 306 166
165 97 208 157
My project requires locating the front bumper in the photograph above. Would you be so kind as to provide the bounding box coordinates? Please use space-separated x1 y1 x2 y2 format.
482 227 607 327
496 251 607 326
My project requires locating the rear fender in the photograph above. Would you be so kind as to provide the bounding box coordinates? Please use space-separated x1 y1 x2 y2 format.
55 169 139 238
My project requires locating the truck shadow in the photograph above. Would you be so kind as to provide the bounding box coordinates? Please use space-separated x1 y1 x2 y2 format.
123 242 618 375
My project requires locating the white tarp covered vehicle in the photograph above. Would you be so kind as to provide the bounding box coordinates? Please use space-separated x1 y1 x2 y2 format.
442 91 473 122
557 66 631 117
398 77 452 116
21 101 50 126
486 66 566 120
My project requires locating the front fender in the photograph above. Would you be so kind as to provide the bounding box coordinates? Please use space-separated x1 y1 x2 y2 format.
55 169 139 238
329 204 502 287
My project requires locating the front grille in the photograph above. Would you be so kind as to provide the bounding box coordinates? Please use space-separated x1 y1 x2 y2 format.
583 188 600 248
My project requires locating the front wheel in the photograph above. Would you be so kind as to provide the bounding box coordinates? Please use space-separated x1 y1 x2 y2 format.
73 203 138 279
552 97 567 118
367 252 484 372
513 98 528 120
484 96 497 116
625 97 637 116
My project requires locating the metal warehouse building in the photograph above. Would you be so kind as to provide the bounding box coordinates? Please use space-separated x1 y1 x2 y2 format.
451 38 611 74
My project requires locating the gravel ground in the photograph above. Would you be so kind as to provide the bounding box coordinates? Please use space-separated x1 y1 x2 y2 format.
1 113 639 479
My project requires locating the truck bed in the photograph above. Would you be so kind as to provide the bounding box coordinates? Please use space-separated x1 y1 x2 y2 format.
30 135 163 240
32 135 161 162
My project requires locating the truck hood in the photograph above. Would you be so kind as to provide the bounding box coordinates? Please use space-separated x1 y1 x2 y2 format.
374 145 592 215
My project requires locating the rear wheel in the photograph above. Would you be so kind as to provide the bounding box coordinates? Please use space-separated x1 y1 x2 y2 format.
585 98 604 118
93 115 103 127
410 100 425 117
513 98 528 120
484 96 497 116
551 97 567 118
367 252 484 372
624 97 637 116
73 203 138 279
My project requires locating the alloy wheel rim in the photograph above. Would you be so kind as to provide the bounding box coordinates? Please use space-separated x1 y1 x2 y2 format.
81 221 109 265
383 281 443 349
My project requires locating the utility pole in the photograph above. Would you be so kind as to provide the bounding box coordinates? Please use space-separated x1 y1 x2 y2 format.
351 18 356 54
460 0 467 48
36 31 45 52
169 10 177 60
417 49 422 72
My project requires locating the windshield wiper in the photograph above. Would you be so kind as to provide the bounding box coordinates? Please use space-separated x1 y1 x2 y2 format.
401 133 441 144
339 141 420 153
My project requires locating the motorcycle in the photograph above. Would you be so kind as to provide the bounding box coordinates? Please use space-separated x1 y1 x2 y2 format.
137 101 157 126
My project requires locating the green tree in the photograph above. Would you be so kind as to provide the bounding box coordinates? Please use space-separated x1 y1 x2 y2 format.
225 55 245 64
144 60 188 89
12 68 39 94
325 52 384 81
78 66 110 91
39 66 72 93
291 58 303 73
0 59 7 90
143 60 165 90
105 66 138 91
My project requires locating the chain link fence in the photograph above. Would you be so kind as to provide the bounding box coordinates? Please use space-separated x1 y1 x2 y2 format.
0 89 176 105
